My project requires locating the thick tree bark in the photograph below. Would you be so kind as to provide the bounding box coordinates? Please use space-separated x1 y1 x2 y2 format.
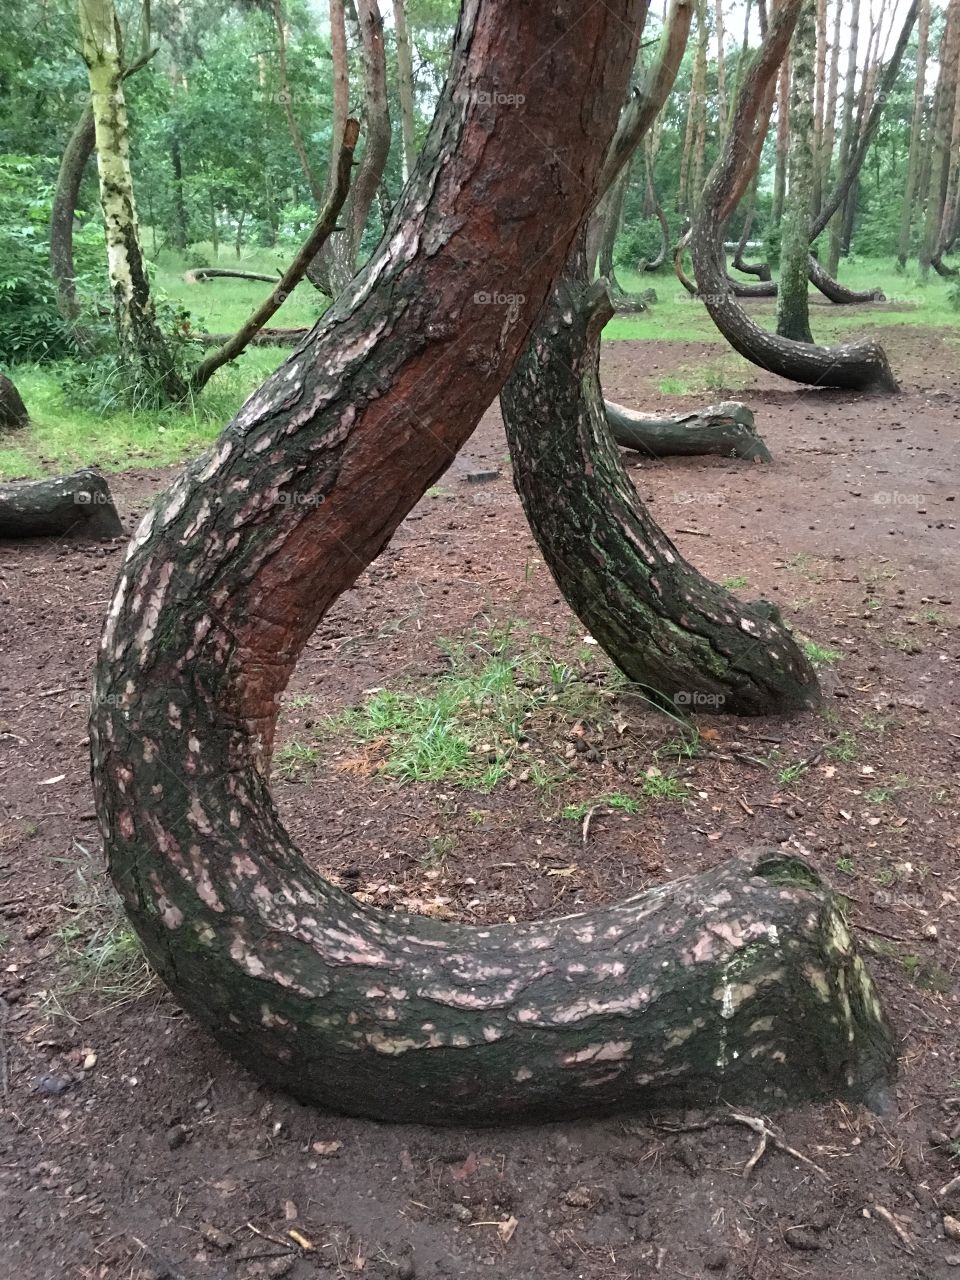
690 0 899 394
896 0 930 268
776 0 816 344
90 0 713 1125
79 0 185 404
503 251 817 718
0 374 30 431
189 121 359 395
606 399 772 462
392 0 417 182
50 107 95 324
170 134 189 251
0 470 122 540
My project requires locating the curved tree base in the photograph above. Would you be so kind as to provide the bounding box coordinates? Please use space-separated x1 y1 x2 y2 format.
0 469 123 539
932 255 958 278
0 374 29 431
609 282 658 312
733 254 772 281
606 400 772 462
807 256 885 302
502 249 819 717
141 850 898 1122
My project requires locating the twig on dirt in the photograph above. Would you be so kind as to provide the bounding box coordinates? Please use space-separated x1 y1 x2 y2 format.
854 920 916 944
728 1112 831 1179
246 1222 296 1251
0 996 9 1100
582 805 600 845
675 528 710 538
872 1204 914 1252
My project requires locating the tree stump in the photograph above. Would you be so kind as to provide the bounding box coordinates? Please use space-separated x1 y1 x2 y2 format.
0 470 123 539
0 374 29 431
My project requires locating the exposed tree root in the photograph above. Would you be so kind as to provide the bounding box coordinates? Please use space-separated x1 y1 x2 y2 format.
606 399 771 462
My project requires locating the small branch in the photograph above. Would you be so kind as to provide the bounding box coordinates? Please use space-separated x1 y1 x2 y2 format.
189 119 360 395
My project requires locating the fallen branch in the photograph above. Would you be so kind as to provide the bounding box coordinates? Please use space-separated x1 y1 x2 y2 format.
184 268 283 285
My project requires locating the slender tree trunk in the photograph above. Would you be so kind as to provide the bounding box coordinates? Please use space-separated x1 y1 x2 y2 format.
812 0 827 212
826 0 860 273
777 0 816 343
170 135 189 251
897 0 931 268
934 1 960 271
272 0 326 206
820 0 842 203
392 0 416 182
679 0 707 214
78 0 185 404
690 0 710 205
771 55 790 226
715 1 728 142
310 0 390 296
50 106 95 323
209 193 219 259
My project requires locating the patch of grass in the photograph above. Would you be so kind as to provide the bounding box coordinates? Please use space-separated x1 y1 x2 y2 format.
722 575 749 590
421 833 457 868
865 787 892 805
835 856 856 876
330 625 624 792
777 761 809 785
801 638 844 668
47 843 155 1012
274 739 323 777
825 730 859 763
640 770 685 800
561 792 641 821
901 954 952 993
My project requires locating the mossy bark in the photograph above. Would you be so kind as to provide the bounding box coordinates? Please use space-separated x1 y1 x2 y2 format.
776 0 816 345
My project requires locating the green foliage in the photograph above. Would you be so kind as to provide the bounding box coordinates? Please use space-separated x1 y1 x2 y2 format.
0 154 92 363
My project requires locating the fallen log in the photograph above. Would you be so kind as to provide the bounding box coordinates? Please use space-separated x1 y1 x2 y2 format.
606 399 772 462
184 268 282 284
807 256 885 302
0 469 123 539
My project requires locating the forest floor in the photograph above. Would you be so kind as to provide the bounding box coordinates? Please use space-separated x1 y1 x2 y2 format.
1 320 959 1279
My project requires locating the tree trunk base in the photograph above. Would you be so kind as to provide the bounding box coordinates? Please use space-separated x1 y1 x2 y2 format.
932 256 958 278
807 256 886 302
0 374 29 431
606 400 772 462
0 469 123 539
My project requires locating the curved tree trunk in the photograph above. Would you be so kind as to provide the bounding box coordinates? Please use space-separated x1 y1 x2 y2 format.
503 247 816 718
89 0 735 1125
807 255 884 302
606 399 772 462
0 374 30 431
0 470 122 540
690 0 898 394
49 107 95 324
597 168 657 311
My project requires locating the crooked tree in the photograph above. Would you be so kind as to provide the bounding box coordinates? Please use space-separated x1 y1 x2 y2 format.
502 0 820 719
91 0 893 1124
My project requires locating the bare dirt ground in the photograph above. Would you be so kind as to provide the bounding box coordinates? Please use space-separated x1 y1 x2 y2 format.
1 323 959 1280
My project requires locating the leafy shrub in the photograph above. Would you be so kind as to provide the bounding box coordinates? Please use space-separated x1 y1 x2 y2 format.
0 154 100 363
